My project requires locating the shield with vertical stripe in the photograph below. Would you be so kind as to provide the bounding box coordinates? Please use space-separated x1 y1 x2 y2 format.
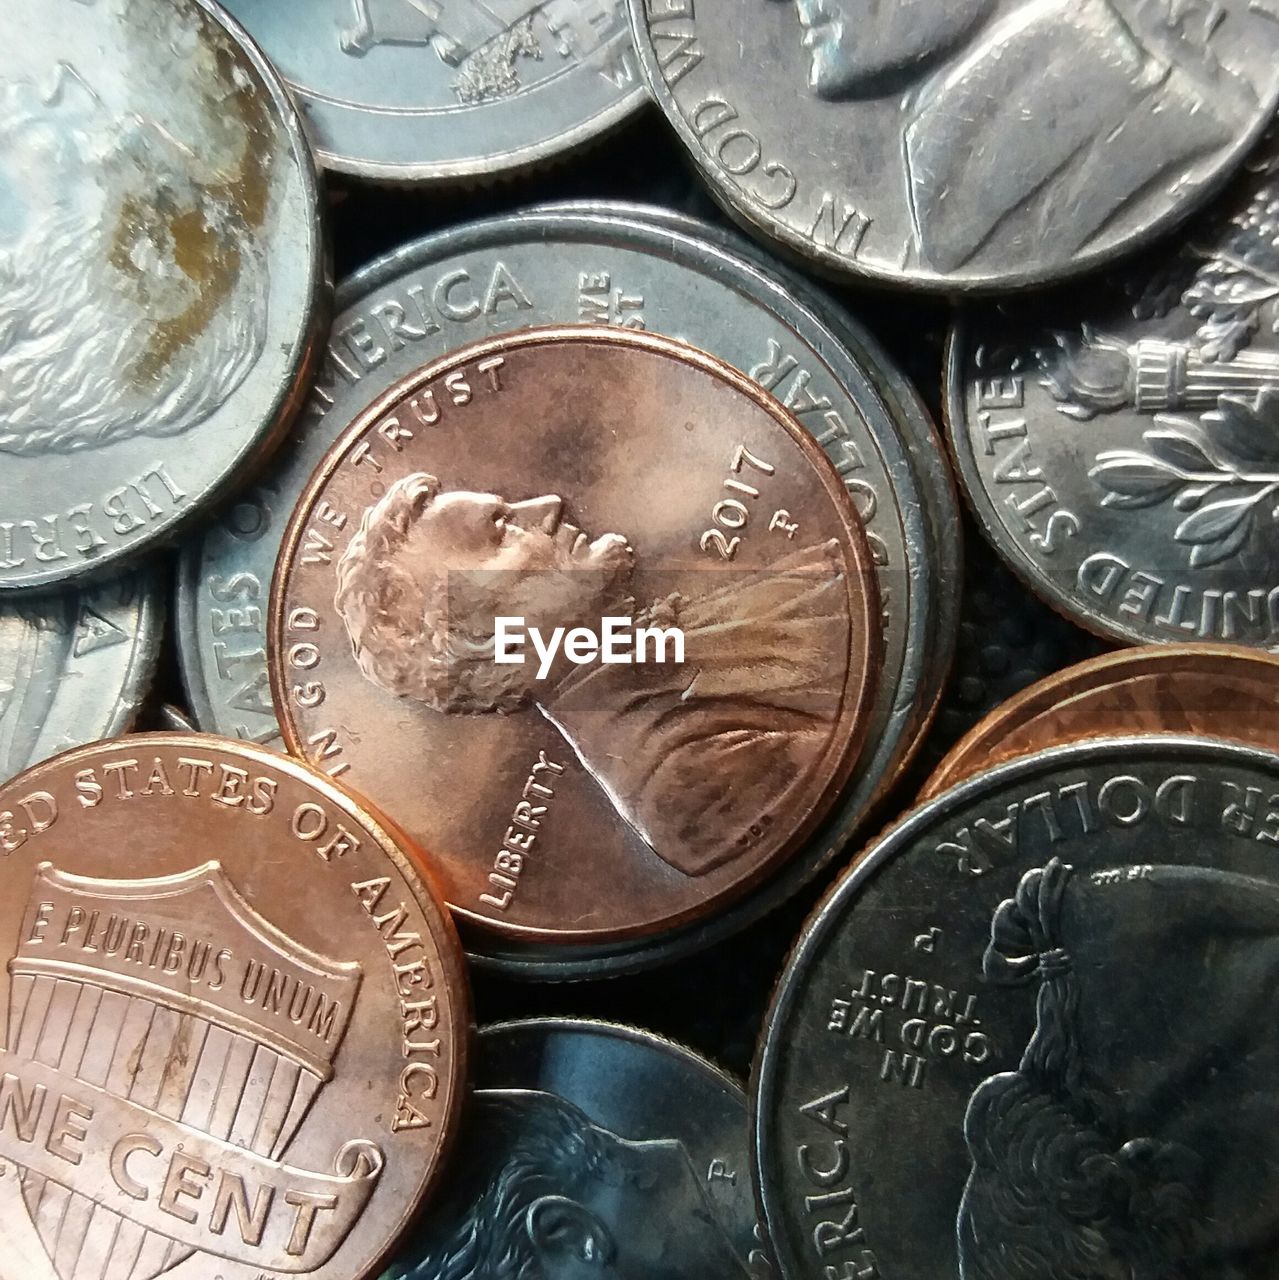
4 862 362 1280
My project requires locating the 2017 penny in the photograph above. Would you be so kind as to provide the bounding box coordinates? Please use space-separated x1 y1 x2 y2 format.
270 326 882 944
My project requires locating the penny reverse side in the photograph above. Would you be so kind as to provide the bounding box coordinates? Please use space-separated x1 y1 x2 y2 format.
0 734 470 1280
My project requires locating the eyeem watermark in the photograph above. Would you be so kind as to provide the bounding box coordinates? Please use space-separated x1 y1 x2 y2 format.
494 616 685 680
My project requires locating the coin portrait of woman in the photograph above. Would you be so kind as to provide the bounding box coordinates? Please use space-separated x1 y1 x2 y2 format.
788 0 1258 273
0 48 270 457
958 857 1279 1279
333 471 853 877
386 1090 750 1280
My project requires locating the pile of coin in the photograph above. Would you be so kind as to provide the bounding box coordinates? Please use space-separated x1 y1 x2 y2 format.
2 0 1278 1276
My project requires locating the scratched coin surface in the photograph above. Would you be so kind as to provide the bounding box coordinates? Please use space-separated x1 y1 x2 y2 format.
922 645 1279 798
0 0 323 592
755 736 1279 1280
0 733 469 1280
178 201 954 972
628 0 1279 289
218 0 644 183
383 1017 772 1278
947 144 1279 644
271 326 881 943
0 569 162 784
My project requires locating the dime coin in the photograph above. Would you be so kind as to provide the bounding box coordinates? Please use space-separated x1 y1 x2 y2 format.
178 201 952 971
0 733 470 1280
218 0 645 183
0 0 325 592
948 145 1279 645
628 0 1279 289
271 325 882 943
0 569 162 784
922 644 1279 798
755 735 1279 1280
383 1017 772 1278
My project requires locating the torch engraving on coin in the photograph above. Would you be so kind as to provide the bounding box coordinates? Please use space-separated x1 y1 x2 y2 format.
333 473 851 878
1031 172 1279 572
948 147 1279 645
0 49 269 458
389 1090 749 1279
788 0 1251 275
958 856 1279 1278
0 861 384 1278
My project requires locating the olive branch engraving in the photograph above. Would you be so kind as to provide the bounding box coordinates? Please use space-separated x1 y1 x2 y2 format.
1089 391 1279 568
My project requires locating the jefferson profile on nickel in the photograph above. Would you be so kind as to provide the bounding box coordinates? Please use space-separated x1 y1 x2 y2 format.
790 0 1259 274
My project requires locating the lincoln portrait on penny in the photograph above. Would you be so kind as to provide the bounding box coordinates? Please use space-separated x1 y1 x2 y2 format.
787 0 1257 273
386 1090 750 1280
333 472 853 877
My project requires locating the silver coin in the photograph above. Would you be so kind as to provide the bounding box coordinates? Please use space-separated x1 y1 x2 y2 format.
0 568 162 783
627 0 1279 290
948 149 1279 647
384 1017 772 1279
176 201 952 975
0 0 324 593
219 0 645 183
754 734 1279 1279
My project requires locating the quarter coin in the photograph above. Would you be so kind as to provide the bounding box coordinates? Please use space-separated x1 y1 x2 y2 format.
922 644 1279 798
0 569 162 783
384 1017 771 1278
948 143 1279 644
218 0 645 183
270 326 882 943
0 0 325 591
628 0 1279 289
0 733 470 1280
755 735 1279 1280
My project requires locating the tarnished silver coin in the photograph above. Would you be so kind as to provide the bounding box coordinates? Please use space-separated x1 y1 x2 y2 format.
0 0 324 592
219 1 644 183
755 735 1279 1279
948 149 1279 646
0 569 162 783
384 1018 772 1279
177 201 957 975
628 0 1279 290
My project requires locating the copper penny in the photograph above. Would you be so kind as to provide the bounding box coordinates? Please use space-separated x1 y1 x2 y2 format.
269 326 881 945
0 733 469 1280
922 643 1279 799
